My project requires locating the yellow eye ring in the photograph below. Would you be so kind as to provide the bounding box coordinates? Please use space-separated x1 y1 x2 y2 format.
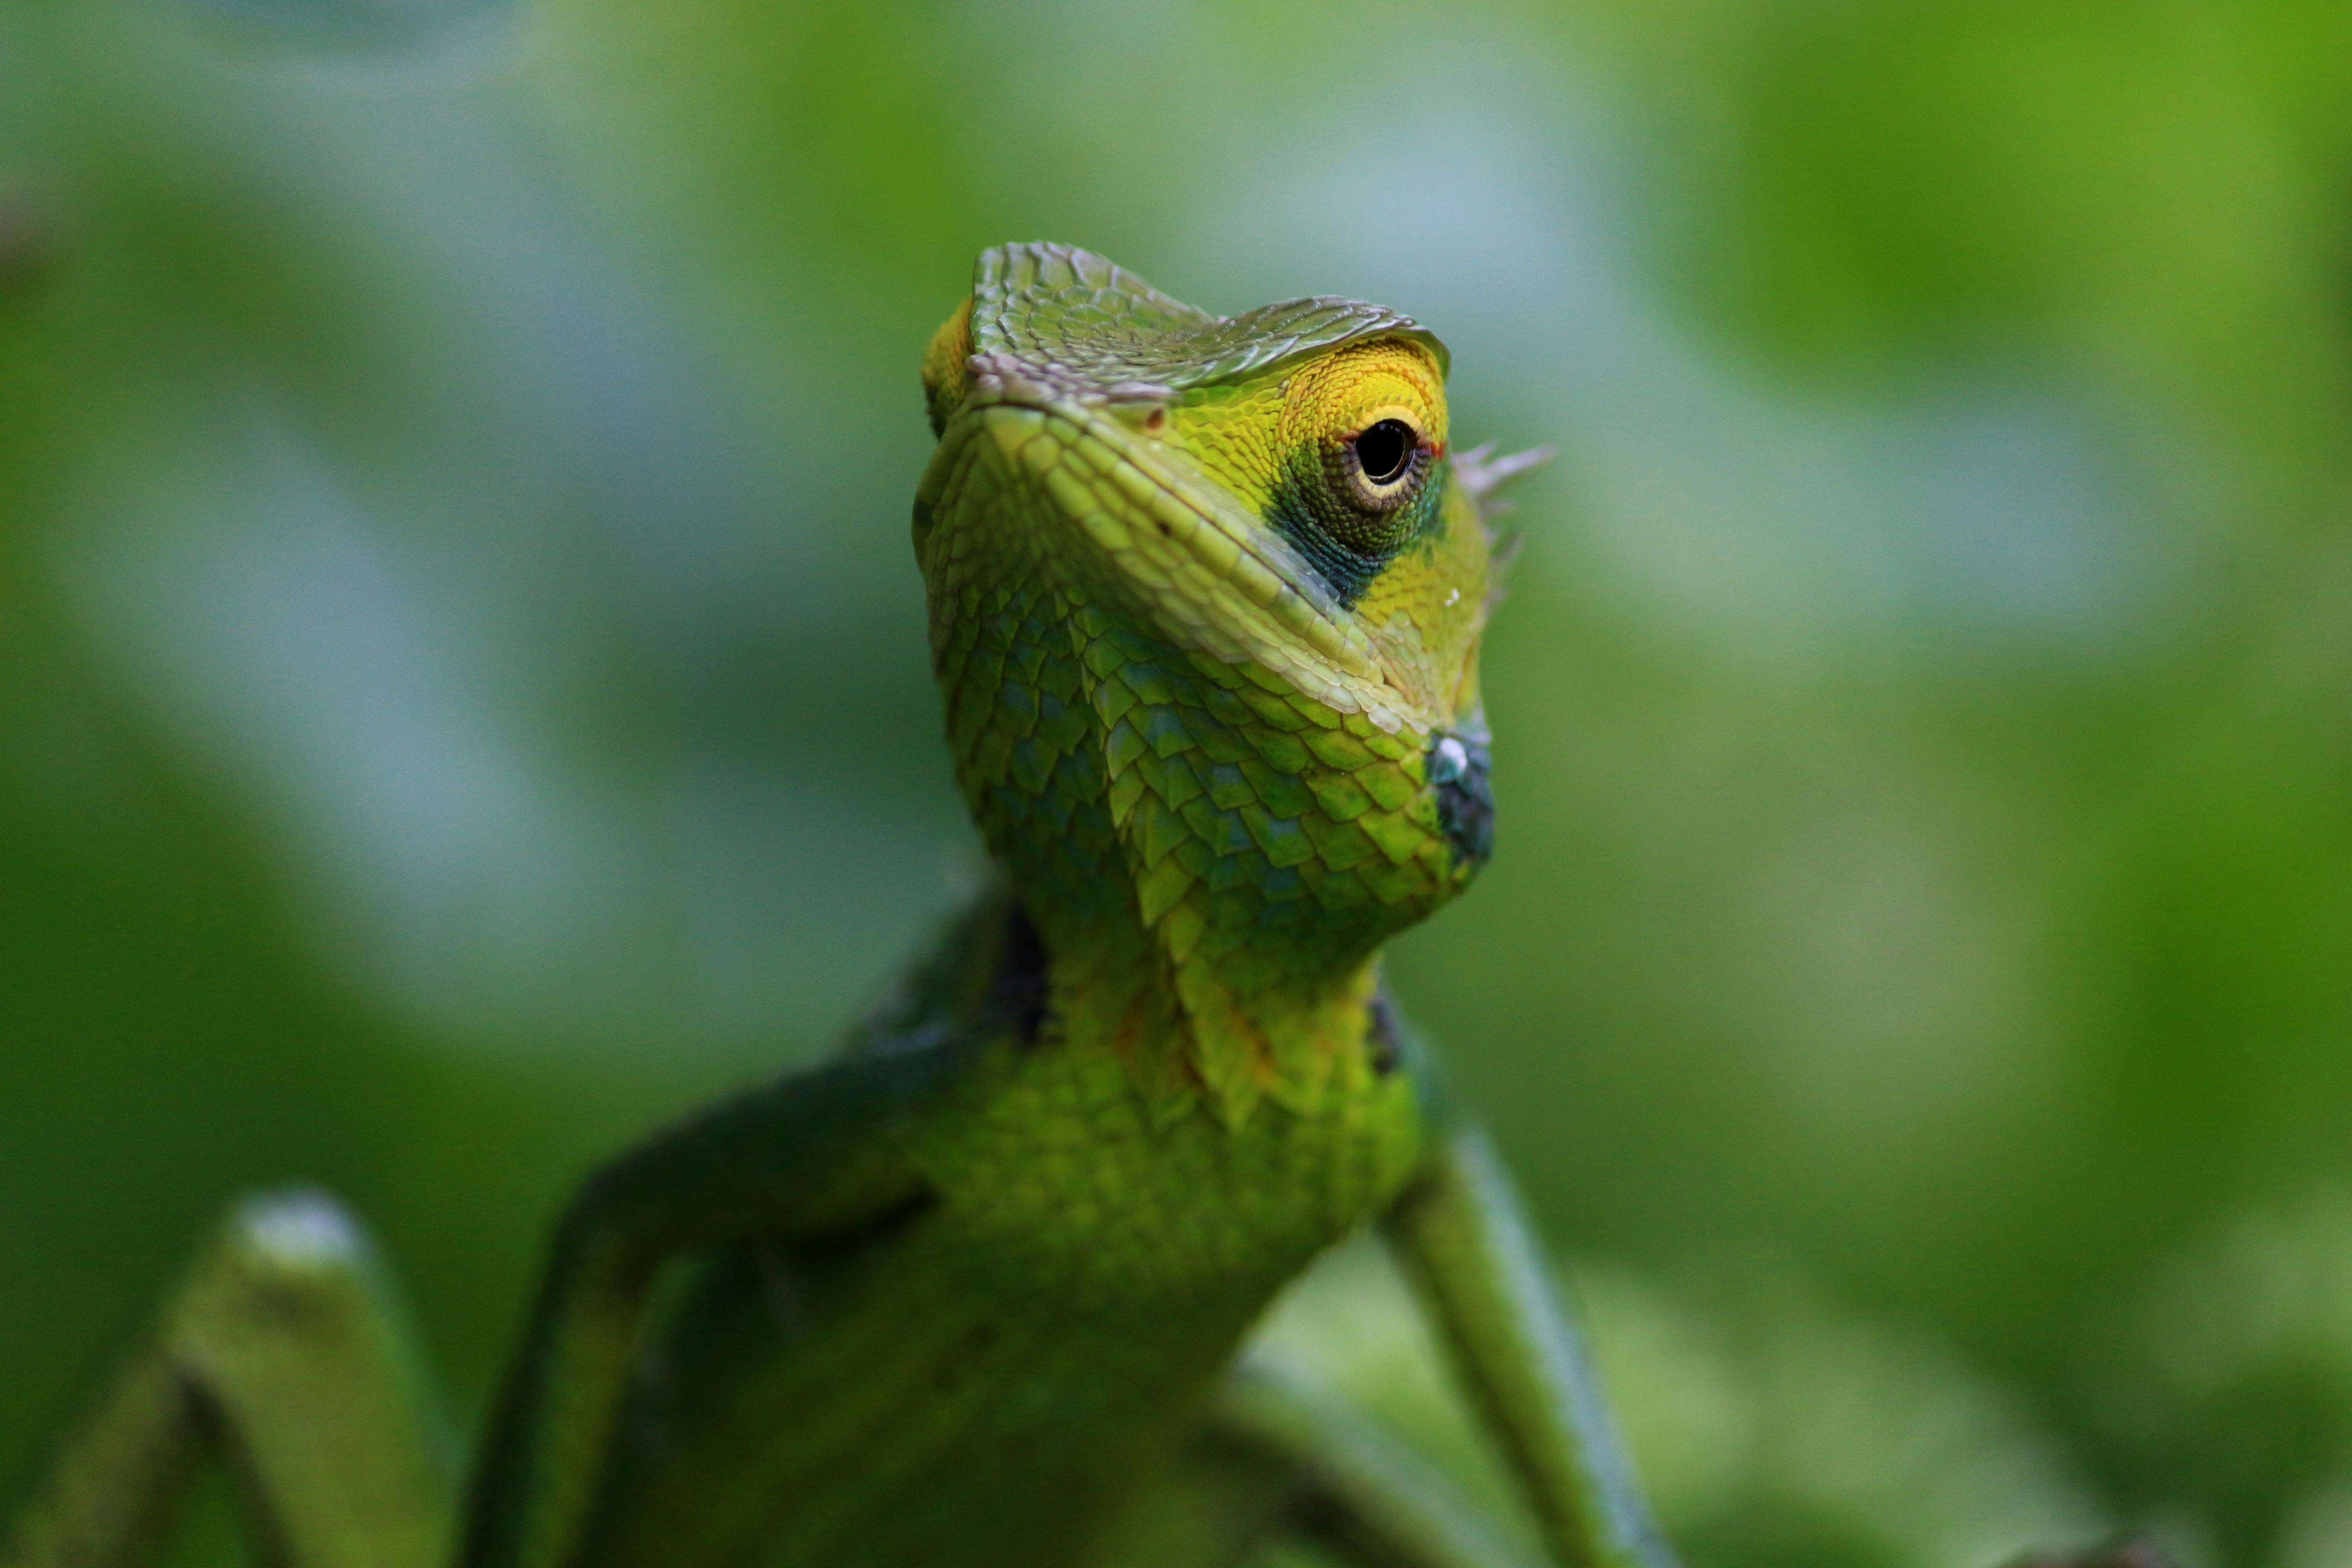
1332 410 1430 513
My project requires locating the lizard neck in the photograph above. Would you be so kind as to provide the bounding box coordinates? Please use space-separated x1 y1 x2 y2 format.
933 576 1422 1124
1022 880 1389 1124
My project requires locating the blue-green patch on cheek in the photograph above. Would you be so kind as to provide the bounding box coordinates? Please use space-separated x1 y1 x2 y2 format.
1262 450 1447 609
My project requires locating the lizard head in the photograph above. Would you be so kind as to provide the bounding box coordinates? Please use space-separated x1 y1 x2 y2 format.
913 244 1518 1115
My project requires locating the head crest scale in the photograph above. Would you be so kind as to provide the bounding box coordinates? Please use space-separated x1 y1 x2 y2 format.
970 242 1451 397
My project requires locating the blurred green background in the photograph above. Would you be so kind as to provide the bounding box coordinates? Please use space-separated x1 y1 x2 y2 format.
5 0 2352 1563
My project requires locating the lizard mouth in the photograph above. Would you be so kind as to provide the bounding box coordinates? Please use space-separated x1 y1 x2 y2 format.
920 383 1431 738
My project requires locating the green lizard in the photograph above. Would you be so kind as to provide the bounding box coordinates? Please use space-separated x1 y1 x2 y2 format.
4 243 1671 1568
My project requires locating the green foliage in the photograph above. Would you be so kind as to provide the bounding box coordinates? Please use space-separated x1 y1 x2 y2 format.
3 0 2350 1564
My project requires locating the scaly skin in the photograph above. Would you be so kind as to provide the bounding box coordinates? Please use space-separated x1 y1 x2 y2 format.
1 244 1668 1568
578 243 1503 1566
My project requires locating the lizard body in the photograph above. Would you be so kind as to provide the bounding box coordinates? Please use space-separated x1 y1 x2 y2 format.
588 907 1421 1567
584 242 1491 1566
4 245 1669 1568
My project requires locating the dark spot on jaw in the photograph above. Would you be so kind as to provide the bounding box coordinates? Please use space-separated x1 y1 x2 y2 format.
1426 728 1493 867
1366 992 1401 1077
992 900 1050 1045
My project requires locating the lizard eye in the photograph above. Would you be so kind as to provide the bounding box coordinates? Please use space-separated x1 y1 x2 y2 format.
1355 420 1416 485
1332 414 1428 515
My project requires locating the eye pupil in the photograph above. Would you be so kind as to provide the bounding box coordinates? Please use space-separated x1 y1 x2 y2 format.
1353 419 1416 486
